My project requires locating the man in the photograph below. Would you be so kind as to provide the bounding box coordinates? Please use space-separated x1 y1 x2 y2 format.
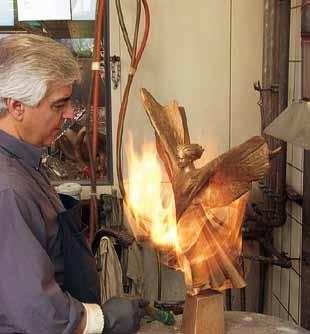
0 34 147 334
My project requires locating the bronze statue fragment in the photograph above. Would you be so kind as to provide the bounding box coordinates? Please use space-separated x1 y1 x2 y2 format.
138 88 271 293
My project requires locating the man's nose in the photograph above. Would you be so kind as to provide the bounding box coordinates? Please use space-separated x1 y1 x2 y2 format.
62 102 74 120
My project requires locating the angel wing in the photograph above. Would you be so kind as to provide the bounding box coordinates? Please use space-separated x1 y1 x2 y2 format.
140 88 190 180
196 136 269 208
173 136 270 219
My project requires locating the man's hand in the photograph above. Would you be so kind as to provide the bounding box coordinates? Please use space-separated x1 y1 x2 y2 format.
102 297 149 334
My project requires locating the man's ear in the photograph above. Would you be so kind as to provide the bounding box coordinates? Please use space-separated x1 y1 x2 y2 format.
6 98 25 121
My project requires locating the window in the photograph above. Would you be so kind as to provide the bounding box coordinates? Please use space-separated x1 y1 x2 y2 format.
0 1 113 185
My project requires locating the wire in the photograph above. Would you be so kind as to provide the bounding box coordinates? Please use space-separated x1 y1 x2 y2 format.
115 0 133 57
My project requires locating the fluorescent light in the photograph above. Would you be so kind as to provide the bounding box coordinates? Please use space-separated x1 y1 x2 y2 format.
17 0 71 21
71 0 96 20
0 0 14 26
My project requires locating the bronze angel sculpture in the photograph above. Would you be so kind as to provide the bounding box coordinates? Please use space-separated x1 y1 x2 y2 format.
134 88 270 294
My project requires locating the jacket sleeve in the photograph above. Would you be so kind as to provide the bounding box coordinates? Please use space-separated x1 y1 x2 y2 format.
0 188 84 334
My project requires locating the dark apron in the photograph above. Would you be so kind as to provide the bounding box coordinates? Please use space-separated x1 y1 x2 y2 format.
57 193 101 304
0 145 101 304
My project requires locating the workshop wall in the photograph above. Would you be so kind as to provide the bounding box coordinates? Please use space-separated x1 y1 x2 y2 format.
109 0 264 302
110 0 264 181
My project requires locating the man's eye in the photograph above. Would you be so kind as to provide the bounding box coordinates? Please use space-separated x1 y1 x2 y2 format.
53 104 65 110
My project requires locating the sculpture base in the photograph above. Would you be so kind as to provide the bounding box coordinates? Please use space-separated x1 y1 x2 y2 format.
181 289 224 334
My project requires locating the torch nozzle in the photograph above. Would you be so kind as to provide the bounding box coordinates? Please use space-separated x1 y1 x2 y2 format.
144 305 176 326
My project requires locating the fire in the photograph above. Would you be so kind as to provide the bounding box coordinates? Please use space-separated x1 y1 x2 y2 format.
125 134 247 292
126 134 178 250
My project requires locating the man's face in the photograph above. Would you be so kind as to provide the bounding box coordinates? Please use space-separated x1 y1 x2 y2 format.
21 84 74 147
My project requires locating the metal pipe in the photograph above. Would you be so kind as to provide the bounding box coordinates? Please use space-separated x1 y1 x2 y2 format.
300 1 310 329
240 288 246 312
88 0 106 243
103 0 114 183
225 290 232 311
92 0 105 162
276 0 290 226
156 251 162 301
240 255 246 311
242 255 292 268
260 0 290 227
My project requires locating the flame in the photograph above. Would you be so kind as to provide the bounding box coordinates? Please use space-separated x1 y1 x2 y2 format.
125 134 247 293
126 134 178 250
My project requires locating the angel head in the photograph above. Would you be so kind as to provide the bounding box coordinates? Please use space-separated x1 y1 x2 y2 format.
176 144 204 171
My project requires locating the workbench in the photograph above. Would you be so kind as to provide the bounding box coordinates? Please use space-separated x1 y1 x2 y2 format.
138 311 310 333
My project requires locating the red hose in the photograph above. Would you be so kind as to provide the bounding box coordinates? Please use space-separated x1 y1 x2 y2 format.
134 0 150 68
89 0 105 243
116 0 151 201
92 0 105 160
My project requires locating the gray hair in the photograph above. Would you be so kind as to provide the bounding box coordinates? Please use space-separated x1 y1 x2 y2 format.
0 34 81 115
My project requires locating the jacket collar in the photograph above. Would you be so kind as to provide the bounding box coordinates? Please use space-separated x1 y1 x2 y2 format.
0 129 42 169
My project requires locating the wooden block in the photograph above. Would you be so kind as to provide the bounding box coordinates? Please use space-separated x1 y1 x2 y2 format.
182 290 224 334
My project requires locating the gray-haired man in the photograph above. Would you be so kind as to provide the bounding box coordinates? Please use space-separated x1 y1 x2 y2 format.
0 34 147 334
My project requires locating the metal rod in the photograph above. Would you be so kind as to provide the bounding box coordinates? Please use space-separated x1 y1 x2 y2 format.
156 250 162 301
225 289 232 311
300 1 310 329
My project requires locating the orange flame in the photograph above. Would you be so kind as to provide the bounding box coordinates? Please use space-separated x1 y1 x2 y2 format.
126 135 178 250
